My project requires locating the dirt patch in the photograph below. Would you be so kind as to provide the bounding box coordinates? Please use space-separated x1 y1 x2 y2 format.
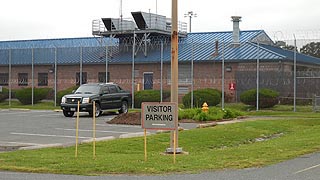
107 112 141 125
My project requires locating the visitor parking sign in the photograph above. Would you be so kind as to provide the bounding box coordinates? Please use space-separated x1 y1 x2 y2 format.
141 102 177 130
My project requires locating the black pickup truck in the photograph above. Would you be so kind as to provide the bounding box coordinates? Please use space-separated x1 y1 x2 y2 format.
60 83 131 117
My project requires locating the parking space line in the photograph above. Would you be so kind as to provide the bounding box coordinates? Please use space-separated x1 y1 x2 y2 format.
55 128 130 134
33 114 61 117
96 123 141 128
10 132 91 139
294 163 320 174
0 111 32 115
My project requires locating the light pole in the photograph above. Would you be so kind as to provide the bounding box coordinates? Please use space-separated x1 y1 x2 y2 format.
184 11 197 33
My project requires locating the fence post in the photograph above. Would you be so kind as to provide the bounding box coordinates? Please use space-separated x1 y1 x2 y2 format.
222 40 225 110
54 47 57 107
131 32 136 109
8 49 12 107
191 39 194 108
256 42 260 111
293 35 297 112
31 48 34 106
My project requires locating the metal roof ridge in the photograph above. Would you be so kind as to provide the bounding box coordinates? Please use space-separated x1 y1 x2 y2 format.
273 45 320 61
187 30 262 35
0 37 98 43
247 41 287 59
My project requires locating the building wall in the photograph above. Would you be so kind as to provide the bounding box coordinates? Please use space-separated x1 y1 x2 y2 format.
5 61 318 103
0 62 238 102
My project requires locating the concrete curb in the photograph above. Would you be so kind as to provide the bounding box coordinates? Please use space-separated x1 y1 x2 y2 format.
82 136 115 143
119 132 150 138
197 122 217 128
19 143 65 150
18 136 116 151
156 127 185 134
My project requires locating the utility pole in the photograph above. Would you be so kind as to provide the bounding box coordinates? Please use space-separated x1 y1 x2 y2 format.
168 0 181 154
184 11 197 33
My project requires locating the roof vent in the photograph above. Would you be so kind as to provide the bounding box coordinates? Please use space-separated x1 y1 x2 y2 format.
231 16 241 46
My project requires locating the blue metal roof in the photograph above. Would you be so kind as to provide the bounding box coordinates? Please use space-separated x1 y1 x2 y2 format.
0 37 110 49
183 30 264 43
260 44 320 65
0 30 320 65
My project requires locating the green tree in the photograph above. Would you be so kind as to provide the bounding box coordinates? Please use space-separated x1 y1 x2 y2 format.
300 42 320 58
275 41 298 51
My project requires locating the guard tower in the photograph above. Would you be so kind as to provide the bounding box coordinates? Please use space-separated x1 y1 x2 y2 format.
92 11 187 57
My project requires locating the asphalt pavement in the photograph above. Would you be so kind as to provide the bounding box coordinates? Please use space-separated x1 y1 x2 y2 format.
0 109 319 179
0 109 140 150
0 109 197 151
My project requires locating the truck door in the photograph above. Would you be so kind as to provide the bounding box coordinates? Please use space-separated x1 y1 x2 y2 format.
100 86 112 109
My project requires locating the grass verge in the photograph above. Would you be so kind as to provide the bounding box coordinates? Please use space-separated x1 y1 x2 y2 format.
0 115 320 175
0 100 58 110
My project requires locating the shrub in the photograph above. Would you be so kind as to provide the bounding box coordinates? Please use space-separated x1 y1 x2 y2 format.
15 88 52 105
182 88 221 108
134 90 170 108
0 87 9 102
223 108 243 119
240 88 279 108
178 107 244 121
57 86 79 104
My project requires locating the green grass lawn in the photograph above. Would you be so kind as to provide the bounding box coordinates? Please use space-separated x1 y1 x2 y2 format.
0 100 59 110
0 114 320 175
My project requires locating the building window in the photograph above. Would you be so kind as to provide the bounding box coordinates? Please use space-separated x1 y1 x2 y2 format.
98 72 110 83
76 72 87 85
38 73 48 86
18 73 28 86
167 64 192 84
0 73 9 86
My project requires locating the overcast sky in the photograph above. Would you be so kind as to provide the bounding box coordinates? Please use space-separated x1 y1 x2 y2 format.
0 0 319 41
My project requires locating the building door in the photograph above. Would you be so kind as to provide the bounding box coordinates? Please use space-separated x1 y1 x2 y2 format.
143 72 153 90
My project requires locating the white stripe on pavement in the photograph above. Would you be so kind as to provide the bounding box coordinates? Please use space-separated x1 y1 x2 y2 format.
294 163 320 174
10 132 91 139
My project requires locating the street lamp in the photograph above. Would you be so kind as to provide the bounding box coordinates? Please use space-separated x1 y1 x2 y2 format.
184 11 197 33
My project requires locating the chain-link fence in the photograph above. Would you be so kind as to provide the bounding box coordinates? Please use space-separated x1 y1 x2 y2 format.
0 32 320 111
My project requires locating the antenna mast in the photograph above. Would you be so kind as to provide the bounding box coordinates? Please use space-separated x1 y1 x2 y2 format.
120 0 123 21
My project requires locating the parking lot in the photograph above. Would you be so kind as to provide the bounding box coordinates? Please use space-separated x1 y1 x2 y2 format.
0 109 147 150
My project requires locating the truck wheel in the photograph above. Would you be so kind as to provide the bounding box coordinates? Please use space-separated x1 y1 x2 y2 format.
119 101 128 114
63 110 74 117
89 103 102 117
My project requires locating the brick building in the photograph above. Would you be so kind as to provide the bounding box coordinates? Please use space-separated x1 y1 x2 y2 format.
1 15 320 103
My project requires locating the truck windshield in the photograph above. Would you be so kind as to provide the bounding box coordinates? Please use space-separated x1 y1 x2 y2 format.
75 85 100 94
